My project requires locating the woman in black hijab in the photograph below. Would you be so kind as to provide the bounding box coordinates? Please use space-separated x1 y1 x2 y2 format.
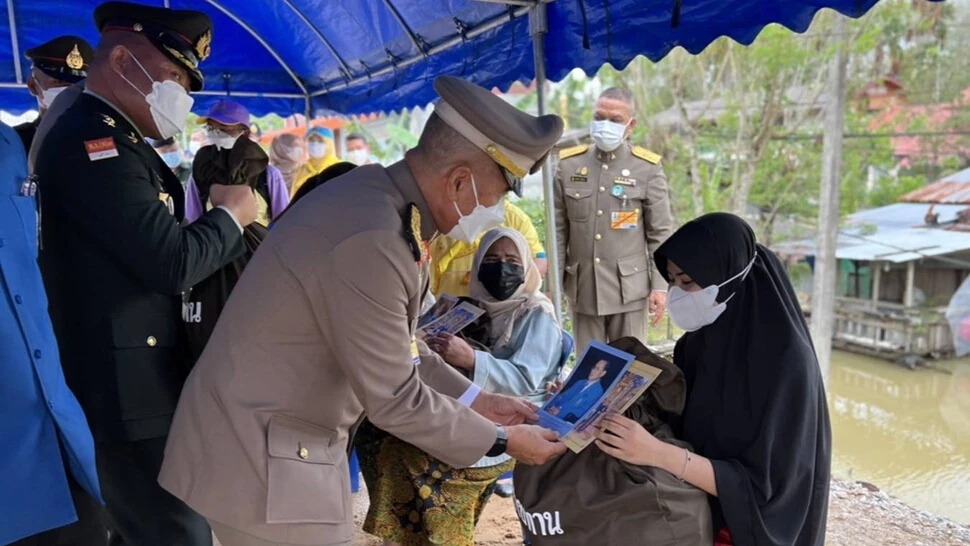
595 212 831 546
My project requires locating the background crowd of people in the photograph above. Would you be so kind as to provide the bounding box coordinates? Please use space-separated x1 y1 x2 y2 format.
3 2 831 546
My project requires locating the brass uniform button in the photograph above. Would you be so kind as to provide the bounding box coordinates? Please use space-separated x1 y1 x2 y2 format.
299 447 309 460
603 164 609 170
573 192 580 198
146 336 157 347
595 234 602 241
594 257 601 265
596 210 603 216
599 186 605 192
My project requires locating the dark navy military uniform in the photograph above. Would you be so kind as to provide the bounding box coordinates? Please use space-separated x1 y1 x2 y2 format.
36 90 242 546
34 3 232 545
13 118 39 152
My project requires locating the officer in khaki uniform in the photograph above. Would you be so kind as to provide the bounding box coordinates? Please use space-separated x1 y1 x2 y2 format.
159 75 567 546
554 87 674 352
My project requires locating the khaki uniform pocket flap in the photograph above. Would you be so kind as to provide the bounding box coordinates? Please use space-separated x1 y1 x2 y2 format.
267 414 337 465
617 254 648 277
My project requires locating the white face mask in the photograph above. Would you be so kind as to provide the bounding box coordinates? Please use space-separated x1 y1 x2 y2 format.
667 257 756 332
590 120 630 152
307 141 328 159
208 129 239 150
117 48 194 139
345 149 369 164
36 83 66 109
446 176 506 244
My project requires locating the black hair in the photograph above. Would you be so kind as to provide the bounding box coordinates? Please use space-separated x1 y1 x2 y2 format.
599 87 636 111
276 162 358 223
151 137 177 148
346 132 367 143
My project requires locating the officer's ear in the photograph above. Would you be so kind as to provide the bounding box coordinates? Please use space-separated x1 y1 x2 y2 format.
107 45 132 78
26 75 40 99
444 165 473 202
626 117 637 139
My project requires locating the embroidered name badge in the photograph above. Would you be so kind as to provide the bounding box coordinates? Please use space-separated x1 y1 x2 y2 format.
84 137 119 161
611 209 639 230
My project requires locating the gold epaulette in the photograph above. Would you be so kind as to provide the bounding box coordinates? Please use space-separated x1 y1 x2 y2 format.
558 144 589 160
631 146 661 164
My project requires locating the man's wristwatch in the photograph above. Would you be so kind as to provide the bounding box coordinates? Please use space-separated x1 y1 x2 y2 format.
486 425 508 457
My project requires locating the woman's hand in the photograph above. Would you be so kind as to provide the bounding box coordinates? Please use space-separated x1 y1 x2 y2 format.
428 333 476 371
595 414 670 468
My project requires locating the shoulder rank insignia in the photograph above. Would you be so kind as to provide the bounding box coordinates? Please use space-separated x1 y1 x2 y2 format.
101 114 116 128
632 146 662 164
127 132 139 144
559 144 589 160
404 203 429 263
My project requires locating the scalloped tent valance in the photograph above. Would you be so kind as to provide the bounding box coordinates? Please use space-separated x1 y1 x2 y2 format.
0 0 908 117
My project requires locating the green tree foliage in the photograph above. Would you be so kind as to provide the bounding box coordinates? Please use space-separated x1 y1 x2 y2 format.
540 0 970 242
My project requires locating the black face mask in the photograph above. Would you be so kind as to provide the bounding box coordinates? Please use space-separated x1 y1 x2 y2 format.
478 262 525 301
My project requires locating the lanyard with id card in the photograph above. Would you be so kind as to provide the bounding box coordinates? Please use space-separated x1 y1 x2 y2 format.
610 183 638 230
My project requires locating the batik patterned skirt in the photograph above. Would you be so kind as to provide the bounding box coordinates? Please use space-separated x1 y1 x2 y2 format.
355 420 515 546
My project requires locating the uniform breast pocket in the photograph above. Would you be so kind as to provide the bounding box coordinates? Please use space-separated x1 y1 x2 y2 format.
266 414 349 524
564 186 594 222
8 196 38 257
111 297 185 422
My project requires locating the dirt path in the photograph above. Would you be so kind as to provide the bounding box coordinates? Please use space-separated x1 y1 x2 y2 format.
345 481 970 546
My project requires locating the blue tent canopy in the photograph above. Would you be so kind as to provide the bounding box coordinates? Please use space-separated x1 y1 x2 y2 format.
0 0 891 117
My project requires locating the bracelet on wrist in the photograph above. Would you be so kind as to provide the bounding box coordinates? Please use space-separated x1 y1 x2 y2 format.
676 448 691 481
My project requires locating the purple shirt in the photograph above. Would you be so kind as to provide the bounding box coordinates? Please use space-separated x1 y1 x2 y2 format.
184 164 291 224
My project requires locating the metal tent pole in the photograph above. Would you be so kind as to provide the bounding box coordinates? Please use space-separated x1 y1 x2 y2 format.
529 2 563 323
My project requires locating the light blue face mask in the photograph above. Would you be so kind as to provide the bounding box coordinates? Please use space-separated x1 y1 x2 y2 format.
160 150 182 169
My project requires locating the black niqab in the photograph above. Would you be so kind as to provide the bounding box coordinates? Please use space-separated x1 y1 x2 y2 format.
655 213 831 546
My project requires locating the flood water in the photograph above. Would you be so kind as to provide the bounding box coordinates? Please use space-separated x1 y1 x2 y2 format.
828 351 970 524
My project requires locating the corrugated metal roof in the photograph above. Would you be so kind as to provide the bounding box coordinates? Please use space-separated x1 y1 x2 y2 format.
847 203 969 228
773 225 970 263
835 228 970 263
900 167 970 204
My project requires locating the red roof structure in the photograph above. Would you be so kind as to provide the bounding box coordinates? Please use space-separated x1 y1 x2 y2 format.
899 166 970 204
869 87 970 168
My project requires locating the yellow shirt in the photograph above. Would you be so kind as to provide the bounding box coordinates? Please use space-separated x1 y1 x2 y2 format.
289 154 340 198
430 200 545 297
206 191 271 228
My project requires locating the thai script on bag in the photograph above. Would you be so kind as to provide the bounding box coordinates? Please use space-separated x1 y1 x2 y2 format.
514 497 564 537
182 301 202 323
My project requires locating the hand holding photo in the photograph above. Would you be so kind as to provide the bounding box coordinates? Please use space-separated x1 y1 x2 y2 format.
536 341 636 437
562 359 663 453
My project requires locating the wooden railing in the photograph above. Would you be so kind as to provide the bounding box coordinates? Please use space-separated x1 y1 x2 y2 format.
831 296 953 357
